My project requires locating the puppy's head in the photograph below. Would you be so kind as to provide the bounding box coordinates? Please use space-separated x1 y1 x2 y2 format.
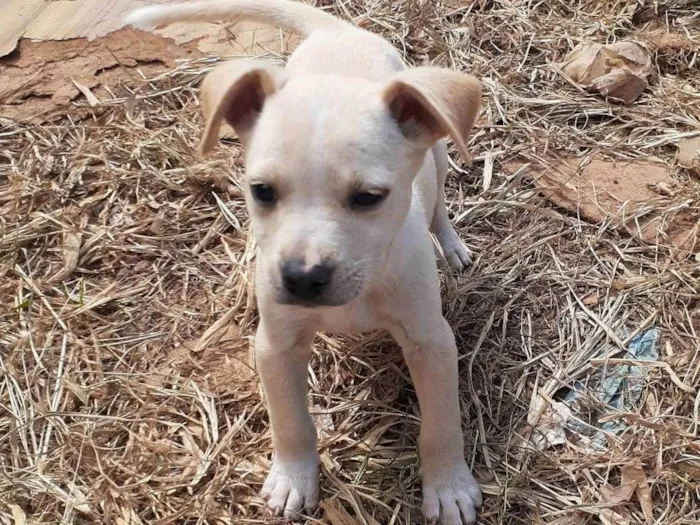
200 60 480 307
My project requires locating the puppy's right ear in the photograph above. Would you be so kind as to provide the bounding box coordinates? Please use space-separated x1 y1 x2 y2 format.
382 68 481 166
199 60 287 155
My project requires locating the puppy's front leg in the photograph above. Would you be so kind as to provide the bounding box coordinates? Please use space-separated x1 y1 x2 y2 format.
256 319 319 518
390 316 482 525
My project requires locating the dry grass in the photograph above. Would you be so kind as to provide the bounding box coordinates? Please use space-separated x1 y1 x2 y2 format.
2 1 700 524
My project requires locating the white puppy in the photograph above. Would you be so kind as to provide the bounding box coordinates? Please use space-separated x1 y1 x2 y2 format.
126 1 483 523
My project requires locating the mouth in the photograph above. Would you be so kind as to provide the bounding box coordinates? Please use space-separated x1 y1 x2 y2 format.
277 295 343 308
276 289 358 308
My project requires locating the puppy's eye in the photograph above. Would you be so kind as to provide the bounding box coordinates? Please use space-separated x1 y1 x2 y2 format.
350 191 387 209
251 183 276 205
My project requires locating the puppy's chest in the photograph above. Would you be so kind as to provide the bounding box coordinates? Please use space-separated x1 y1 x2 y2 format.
316 296 386 335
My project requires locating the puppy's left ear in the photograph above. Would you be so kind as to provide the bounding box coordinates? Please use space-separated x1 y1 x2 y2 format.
199 59 287 155
382 68 481 165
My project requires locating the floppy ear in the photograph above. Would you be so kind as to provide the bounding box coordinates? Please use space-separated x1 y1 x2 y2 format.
199 60 287 155
381 67 481 165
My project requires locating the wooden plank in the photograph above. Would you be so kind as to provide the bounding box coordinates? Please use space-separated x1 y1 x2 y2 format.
0 0 47 57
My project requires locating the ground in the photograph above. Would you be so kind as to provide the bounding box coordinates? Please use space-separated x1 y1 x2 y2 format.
1 1 699 524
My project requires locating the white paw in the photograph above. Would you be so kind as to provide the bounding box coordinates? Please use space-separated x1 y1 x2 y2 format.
261 458 320 519
422 462 482 524
434 226 473 271
442 239 473 271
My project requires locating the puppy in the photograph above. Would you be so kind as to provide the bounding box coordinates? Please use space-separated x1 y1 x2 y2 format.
126 2 482 523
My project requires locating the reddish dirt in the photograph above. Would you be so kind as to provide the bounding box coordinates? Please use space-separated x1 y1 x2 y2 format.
0 28 199 124
504 156 699 259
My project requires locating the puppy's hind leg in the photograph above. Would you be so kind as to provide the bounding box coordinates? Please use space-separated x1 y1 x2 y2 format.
430 140 472 270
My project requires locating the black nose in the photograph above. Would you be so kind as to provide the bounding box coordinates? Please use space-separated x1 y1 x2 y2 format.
281 259 333 301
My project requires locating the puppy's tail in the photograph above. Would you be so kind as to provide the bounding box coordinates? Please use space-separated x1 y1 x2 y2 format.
124 0 347 38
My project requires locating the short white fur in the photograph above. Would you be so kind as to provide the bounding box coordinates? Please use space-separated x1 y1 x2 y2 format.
126 2 483 523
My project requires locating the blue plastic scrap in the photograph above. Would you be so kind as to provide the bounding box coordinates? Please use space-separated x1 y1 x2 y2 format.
562 326 660 449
